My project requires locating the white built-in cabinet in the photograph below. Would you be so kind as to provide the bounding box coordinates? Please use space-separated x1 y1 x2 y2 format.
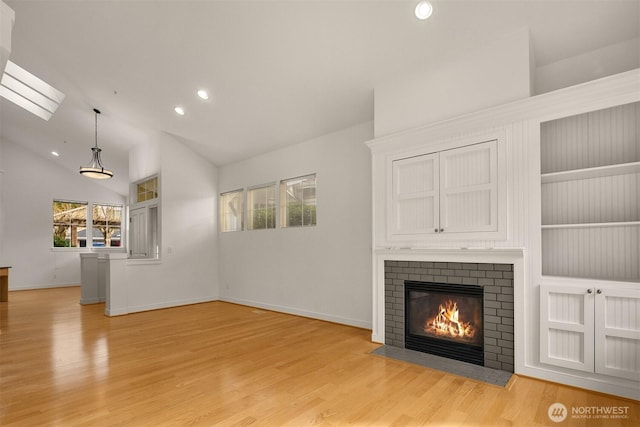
540 283 640 380
389 136 505 241
539 102 640 380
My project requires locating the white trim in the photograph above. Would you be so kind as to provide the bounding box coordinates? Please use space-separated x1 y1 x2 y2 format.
221 296 372 330
107 295 219 317
9 282 80 291
517 364 640 401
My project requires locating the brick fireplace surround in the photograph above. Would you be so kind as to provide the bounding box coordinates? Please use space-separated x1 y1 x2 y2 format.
371 249 525 378
384 260 515 372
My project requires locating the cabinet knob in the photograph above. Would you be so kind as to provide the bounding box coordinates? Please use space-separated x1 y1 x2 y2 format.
597 289 602 294
439 228 444 233
587 289 593 294
434 228 439 233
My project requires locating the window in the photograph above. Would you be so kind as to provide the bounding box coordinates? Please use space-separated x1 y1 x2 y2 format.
53 201 124 248
247 184 276 230
53 201 87 247
136 176 158 203
92 204 122 247
220 190 244 232
280 174 316 227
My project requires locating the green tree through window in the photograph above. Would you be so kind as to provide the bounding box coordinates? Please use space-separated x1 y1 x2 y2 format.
280 174 316 227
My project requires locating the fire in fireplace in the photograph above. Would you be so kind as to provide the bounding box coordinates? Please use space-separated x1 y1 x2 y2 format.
405 281 484 365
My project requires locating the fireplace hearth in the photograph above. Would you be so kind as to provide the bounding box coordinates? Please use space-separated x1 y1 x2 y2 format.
405 281 484 365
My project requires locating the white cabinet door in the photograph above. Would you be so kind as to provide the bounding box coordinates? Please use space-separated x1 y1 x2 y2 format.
594 286 640 381
540 284 595 372
129 206 148 258
391 153 439 235
439 140 498 233
388 137 503 241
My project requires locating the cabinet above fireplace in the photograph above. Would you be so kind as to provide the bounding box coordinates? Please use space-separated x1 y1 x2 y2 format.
370 128 508 246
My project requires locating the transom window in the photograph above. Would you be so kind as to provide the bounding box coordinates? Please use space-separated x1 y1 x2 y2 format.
280 174 317 227
137 176 158 203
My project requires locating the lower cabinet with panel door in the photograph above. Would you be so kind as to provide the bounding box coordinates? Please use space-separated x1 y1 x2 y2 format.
540 282 640 381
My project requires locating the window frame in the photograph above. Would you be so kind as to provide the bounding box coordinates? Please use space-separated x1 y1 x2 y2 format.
136 176 159 203
52 200 88 248
280 173 317 228
246 183 277 231
91 203 123 248
219 189 245 232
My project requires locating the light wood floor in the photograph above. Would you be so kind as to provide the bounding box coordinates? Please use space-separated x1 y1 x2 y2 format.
1 287 637 426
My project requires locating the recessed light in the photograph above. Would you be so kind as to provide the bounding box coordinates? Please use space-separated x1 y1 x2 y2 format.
415 1 433 20
174 106 185 115
51 151 59 157
197 89 209 100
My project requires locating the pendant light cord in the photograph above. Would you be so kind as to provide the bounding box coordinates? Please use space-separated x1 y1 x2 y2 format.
94 108 101 149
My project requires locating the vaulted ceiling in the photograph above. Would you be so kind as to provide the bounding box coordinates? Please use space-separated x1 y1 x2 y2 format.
1 0 639 195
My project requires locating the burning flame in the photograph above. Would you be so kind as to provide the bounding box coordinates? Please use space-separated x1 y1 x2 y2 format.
425 300 476 340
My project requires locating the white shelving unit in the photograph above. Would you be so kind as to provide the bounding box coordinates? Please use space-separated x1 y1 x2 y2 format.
541 161 640 184
539 101 640 383
540 102 640 283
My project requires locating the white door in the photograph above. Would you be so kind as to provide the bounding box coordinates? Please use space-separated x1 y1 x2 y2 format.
439 140 497 233
540 284 595 372
594 286 640 381
129 206 148 258
390 153 439 235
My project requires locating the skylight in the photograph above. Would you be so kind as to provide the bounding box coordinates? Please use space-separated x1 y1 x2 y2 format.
0 60 65 120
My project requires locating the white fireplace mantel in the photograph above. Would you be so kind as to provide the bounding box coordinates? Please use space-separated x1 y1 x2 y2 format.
372 248 526 371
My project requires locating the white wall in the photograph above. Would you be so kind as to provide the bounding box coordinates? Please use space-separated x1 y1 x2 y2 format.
0 1 14 76
0 138 125 289
114 131 219 314
374 28 532 138
218 122 373 328
535 37 640 95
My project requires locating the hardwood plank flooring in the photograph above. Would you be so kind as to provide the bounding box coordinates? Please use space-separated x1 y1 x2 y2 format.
0 287 637 426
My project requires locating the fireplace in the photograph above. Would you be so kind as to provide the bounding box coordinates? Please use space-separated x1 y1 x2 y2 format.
405 281 484 365
383 260 515 373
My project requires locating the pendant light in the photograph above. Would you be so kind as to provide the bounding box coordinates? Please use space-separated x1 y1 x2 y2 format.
79 108 113 179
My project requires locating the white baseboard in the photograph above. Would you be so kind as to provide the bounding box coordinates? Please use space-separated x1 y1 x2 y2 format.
220 296 371 330
105 295 220 317
10 283 80 291
80 298 105 305
518 364 640 401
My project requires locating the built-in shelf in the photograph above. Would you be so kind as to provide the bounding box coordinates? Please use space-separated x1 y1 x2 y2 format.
540 101 640 284
541 161 640 184
541 221 640 229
